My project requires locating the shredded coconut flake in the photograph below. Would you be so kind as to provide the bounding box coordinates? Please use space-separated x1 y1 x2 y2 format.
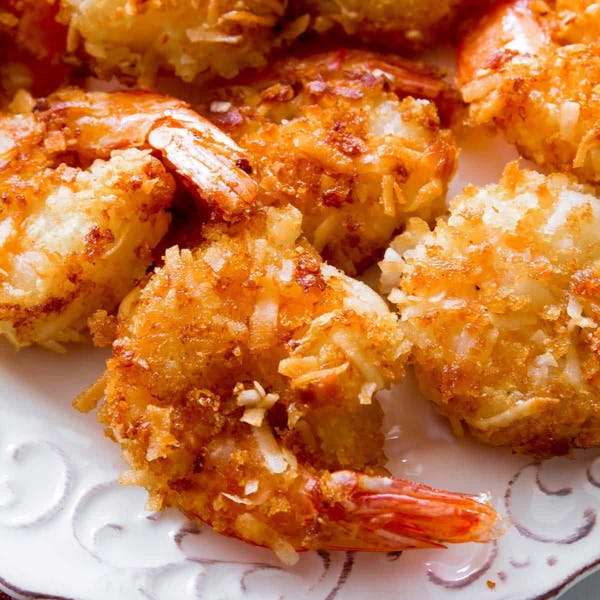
253 426 289 474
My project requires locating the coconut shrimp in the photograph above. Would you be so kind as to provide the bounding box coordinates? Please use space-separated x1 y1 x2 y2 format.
85 205 500 561
55 0 294 86
197 49 458 274
381 163 600 456
0 87 257 349
292 0 474 52
458 0 600 183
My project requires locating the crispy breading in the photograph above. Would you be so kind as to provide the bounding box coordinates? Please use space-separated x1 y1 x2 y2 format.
58 0 290 84
458 0 600 183
381 163 600 456
197 49 458 274
93 204 499 560
0 87 260 349
101 205 406 476
0 144 174 349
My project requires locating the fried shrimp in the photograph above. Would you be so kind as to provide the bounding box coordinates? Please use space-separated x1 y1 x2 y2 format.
381 163 600 456
198 49 458 274
293 0 471 52
88 205 500 561
458 0 600 183
0 88 257 349
57 0 291 85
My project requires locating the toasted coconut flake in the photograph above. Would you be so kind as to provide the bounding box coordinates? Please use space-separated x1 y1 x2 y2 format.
144 405 179 461
287 362 349 389
384 165 600 454
253 426 289 474
244 480 259 495
567 295 597 330
358 381 378 405
470 397 560 430
249 279 279 350
73 372 107 413
381 174 396 217
278 356 320 378
222 492 254 505
236 381 279 410
241 407 267 427
119 469 149 487
331 329 384 388
237 389 261 405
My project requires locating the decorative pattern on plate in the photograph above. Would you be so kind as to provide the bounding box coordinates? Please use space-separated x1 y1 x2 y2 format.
2 345 600 600
0 440 72 529
70 480 352 599
505 461 598 545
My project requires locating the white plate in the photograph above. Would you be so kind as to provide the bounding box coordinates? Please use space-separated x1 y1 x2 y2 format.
1 77 599 600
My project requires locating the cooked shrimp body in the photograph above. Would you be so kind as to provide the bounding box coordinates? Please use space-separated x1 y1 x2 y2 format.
0 141 174 350
293 0 470 52
381 163 600 456
90 205 499 561
458 0 600 183
198 49 458 274
0 88 257 349
57 0 290 85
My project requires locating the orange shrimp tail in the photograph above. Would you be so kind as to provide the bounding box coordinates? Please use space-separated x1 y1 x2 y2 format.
333 49 461 126
148 119 259 220
315 471 500 552
457 0 550 87
38 89 259 220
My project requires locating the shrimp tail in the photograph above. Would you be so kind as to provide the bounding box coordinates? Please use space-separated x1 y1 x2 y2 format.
324 50 462 125
315 471 500 551
148 120 258 221
457 0 550 91
38 89 259 220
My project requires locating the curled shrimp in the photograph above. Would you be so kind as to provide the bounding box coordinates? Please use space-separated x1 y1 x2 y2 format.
84 204 500 562
197 49 458 274
34 88 258 218
458 0 600 183
381 162 600 456
0 87 257 349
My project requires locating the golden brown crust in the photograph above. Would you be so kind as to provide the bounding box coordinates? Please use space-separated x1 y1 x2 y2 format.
98 205 413 554
196 49 458 274
0 137 174 348
458 0 600 183
57 0 290 85
381 163 600 456
0 87 260 348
